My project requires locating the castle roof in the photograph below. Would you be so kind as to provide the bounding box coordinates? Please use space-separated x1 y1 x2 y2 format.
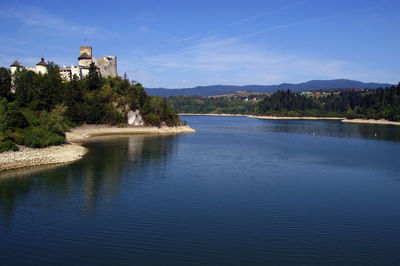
10 60 21 67
36 58 47 66
78 52 92 60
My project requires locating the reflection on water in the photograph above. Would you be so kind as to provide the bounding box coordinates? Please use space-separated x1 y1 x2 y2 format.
1 117 400 265
0 135 178 224
262 120 400 142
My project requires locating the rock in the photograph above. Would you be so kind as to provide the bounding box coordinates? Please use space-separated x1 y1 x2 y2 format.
127 110 144 126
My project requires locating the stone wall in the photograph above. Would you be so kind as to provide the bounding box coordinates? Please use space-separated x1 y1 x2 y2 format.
92 56 118 77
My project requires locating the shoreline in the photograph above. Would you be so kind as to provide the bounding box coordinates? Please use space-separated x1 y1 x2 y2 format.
66 124 196 142
341 118 400 126
248 115 344 120
251 115 400 125
0 125 196 172
178 113 248 117
179 113 400 126
0 143 88 172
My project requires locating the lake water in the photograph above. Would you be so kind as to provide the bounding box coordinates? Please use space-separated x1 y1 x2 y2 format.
1 116 400 265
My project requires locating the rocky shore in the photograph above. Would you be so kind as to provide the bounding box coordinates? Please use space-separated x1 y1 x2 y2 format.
0 125 196 172
0 144 88 171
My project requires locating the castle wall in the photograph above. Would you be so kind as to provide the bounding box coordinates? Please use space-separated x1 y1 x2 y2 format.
81 68 90 77
92 56 118 77
36 65 47 75
10 66 17 75
60 69 71 80
71 66 81 79
78 58 92 67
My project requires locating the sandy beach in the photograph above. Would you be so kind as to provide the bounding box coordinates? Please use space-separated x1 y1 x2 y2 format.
251 115 400 125
0 125 196 171
66 124 196 142
248 115 344 120
341 119 400 126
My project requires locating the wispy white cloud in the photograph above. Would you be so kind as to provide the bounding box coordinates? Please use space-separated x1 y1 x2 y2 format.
226 12 351 43
127 36 385 88
0 4 97 36
166 1 308 46
223 0 308 27
139 26 151 33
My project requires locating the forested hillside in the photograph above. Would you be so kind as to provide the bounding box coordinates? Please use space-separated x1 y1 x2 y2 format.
168 84 400 121
256 84 400 120
0 63 180 152
167 95 260 114
146 79 392 97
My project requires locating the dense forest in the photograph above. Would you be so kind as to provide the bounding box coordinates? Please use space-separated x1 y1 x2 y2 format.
256 84 400 120
0 63 180 152
167 95 261 114
168 84 400 121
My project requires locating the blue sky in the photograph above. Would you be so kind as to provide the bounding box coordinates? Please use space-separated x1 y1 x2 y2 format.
0 0 399 88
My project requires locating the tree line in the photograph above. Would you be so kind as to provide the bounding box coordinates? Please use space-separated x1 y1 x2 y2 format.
166 95 259 114
167 84 400 121
256 84 400 120
0 63 180 152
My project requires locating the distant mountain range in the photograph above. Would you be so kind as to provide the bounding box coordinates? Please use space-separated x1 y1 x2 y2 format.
144 79 393 97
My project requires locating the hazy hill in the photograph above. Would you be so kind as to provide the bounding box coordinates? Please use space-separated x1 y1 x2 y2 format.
145 79 393 97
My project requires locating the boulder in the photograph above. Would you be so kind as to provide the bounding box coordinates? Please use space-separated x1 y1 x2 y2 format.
127 110 144 126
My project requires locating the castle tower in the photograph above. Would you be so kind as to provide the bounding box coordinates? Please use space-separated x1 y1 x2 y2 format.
10 60 21 93
10 60 21 75
80 46 92 57
78 46 93 67
35 58 48 74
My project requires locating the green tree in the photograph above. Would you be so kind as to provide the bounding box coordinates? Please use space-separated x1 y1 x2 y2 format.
0 67 11 100
14 69 35 107
87 62 101 91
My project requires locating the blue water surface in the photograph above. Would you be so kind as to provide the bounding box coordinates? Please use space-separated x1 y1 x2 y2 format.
1 116 400 265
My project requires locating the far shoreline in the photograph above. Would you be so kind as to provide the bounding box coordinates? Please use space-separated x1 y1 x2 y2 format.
179 113 400 126
0 125 196 172
178 113 248 117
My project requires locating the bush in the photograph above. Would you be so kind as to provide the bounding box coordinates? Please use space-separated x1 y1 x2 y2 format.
0 140 18 152
102 105 125 125
15 127 64 148
6 110 29 129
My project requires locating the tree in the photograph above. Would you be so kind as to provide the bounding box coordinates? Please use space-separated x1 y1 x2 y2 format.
0 67 11 100
65 75 84 123
14 69 35 107
87 62 101 91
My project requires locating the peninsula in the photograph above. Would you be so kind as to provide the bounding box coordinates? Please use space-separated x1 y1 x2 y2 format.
0 46 195 171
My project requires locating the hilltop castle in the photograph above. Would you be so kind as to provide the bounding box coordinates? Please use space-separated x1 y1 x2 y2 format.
10 46 118 81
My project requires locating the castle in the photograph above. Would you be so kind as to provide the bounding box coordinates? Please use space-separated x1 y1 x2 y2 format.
10 46 118 81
